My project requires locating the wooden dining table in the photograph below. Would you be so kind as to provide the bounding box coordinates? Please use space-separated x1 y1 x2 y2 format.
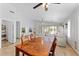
15 36 54 56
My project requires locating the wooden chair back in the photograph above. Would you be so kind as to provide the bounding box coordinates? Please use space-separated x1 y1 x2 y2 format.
50 36 57 56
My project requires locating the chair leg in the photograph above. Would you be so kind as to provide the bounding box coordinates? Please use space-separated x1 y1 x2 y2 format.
52 52 55 56
49 52 52 56
22 53 24 56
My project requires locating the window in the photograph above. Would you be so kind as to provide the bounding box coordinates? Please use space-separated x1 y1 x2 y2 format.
43 26 57 34
68 20 71 38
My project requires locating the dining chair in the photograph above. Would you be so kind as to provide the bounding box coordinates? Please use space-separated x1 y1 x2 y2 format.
20 34 29 56
20 33 36 56
49 36 57 56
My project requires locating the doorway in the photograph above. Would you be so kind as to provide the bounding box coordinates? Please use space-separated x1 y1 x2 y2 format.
1 20 14 48
16 21 20 42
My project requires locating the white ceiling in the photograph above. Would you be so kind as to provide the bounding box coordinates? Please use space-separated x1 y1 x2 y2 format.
43 3 79 23
1 3 79 23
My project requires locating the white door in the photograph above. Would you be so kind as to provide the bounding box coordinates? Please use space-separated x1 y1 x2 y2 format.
7 21 14 43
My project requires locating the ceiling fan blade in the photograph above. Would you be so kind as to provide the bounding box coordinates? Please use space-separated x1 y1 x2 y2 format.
33 3 43 9
52 3 61 4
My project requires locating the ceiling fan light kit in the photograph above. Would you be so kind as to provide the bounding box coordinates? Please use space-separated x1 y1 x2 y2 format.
42 3 48 11
44 3 48 11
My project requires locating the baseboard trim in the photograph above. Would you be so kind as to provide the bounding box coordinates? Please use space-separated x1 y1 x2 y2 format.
67 42 79 56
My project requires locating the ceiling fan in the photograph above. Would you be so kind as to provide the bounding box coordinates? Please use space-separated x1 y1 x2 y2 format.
33 3 61 11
